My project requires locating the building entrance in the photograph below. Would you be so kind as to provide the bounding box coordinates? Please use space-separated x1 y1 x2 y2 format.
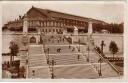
30 36 36 43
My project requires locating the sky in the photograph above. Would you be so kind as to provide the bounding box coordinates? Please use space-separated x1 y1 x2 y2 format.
2 1 125 26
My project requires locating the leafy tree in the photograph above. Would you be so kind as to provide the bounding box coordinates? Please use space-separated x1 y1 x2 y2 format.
109 41 119 59
9 42 19 66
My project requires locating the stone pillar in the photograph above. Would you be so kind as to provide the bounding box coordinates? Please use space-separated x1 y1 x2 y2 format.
88 21 93 35
23 14 28 34
37 28 41 44
72 26 78 43
87 21 94 48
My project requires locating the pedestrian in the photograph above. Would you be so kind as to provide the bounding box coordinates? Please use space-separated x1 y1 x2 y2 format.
77 55 80 60
69 45 71 49
47 59 49 64
72 47 75 51
58 48 61 53
63 38 64 42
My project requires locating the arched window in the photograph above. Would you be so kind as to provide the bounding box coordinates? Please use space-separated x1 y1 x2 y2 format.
54 22 57 26
47 21 49 26
51 21 53 26
30 36 36 43
44 21 46 27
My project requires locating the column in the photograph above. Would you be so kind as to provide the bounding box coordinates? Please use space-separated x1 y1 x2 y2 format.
23 14 28 34
72 26 78 43
88 21 93 35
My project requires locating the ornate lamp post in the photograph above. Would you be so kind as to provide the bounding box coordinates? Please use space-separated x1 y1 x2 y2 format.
78 38 80 52
100 40 105 55
26 51 29 78
47 48 50 64
9 41 14 66
21 33 29 78
49 59 56 79
32 70 35 78
86 46 90 62
98 58 103 76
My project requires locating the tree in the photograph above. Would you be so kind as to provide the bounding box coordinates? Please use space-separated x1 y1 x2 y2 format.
9 41 19 66
109 41 119 59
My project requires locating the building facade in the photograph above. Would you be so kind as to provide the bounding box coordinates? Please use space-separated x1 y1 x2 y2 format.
4 6 107 34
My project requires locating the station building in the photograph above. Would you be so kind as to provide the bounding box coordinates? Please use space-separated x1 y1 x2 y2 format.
4 6 107 34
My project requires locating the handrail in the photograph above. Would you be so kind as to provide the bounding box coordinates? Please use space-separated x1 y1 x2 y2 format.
94 48 121 75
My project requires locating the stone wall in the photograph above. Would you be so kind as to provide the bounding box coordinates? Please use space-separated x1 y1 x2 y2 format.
77 34 123 53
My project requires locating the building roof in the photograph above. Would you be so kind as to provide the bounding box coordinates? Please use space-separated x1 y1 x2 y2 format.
28 6 107 24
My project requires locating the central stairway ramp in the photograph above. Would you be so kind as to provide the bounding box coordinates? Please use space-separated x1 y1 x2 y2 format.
28 44 47 67
27 44 51 78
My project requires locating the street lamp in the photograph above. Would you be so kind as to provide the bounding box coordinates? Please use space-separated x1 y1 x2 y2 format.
100 40 105 56
32 70 35 78
78 38 80 52
26 50 29 78
9 41 14 66
47 48 50 64
49 58 56 79
86 46 90 62
40 31 43 44
98 58 102 76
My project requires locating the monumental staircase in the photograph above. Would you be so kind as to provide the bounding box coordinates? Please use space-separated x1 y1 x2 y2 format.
28 45 47 67
27 44 51 78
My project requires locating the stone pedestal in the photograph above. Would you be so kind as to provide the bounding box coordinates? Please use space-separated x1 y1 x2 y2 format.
37 29 41 44
23 14 28 34
87 21 93 47
19 46 28 67
88 22 93 35
72 26 78 43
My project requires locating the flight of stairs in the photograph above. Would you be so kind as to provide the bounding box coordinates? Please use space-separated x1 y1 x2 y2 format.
48 54 88 65
28 45 47 67
27 44 51 78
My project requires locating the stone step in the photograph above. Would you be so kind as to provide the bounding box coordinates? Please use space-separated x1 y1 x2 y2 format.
29 61 47 67
46 54 86 65
29 59 46 62
28 54 45 59
29 50 43 54
55 60 86 65
49 58 86 65
48 55 84 60
29 45 43 54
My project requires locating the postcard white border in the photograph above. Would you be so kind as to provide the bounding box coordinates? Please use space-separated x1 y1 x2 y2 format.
0 1 127 82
